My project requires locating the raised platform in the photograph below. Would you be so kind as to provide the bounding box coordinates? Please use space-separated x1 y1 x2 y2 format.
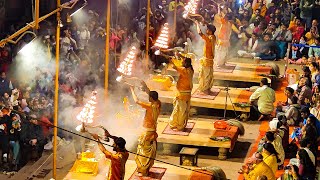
167 61 272 84
65 158 198 180
148 83 252 113
157 118 240 160
124 160 196 180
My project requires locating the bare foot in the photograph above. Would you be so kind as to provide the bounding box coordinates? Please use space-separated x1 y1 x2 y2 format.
137 172 143 177
257 115 265 121
198 90 211 95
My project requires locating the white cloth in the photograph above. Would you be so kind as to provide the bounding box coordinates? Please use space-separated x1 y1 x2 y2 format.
303 147 316 166
169 98 190 130
250 85 276 114
273 134 285 165
248 38 259 52
215 46 228 66
198 65 214 92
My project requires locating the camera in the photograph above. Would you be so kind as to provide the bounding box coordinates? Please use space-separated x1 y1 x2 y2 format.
284 166 291 170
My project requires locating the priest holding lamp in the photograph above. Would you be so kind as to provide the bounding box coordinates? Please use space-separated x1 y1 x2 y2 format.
169 57 194 131
130 82 161 177
91 130 129 180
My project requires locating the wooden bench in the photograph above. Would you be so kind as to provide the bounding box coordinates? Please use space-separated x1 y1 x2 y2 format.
157 118 240 160
147 83 252 118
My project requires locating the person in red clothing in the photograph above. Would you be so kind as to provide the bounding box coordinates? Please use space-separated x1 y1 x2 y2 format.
38 109 53 139
289 17 305 42
92 133 129 180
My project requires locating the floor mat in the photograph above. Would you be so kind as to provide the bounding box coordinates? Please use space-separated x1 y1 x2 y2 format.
214 63 236 73
192 88 220 100
128 167 167 180
162 122 195 136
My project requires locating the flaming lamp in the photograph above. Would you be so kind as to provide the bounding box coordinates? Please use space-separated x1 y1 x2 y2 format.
117 46 137 76
183 0 199 18
75 91 97 133
154 23 169 49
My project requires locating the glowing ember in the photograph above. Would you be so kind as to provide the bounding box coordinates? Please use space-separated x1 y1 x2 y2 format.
76 91 97 124
183 0 199 18
154 23 169 49
117 46 137 76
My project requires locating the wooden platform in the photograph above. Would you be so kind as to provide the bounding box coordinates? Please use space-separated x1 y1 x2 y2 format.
167 61 272 84
148 83 252 113
65 158 198 180
157 118 239 160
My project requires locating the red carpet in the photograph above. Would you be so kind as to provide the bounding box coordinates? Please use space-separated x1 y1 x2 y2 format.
192 88 220 100
214 63 236 73
255 66 272 75
189 170 213 180
129 167 166 180
236 90 253 103
162 122 195 136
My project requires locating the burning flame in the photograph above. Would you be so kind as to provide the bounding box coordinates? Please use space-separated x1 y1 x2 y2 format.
117 46 137 76
183 0 199 18
76 91 97 124
154 23 169 49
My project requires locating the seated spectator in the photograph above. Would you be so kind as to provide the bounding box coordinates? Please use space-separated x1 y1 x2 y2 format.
237 33 259 58
253 34 277 60
302 116 319 153
305 26 319 45
297 148 316 179
278 116 289 150
262 143 279 174
249 8 262 24
238 152 275 180
309 62 320 86
277 93 300 126
300 107 320 142
272 24 292 59
278 164 299 180
308 37 320 58
249 78 276 121
296 77 312 106
265 131 285 168
288 17 305 42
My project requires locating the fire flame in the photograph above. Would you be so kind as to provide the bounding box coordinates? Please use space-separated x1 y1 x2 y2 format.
76 91 97 124
183 0 199 18
117 46 137 76
154 23 169 49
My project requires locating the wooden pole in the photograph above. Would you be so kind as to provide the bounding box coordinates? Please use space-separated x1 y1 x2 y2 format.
105 0 111 98
0 8 60 47
145 0 151 70
173 0 177 34
53 0 61 179
35 0 40 29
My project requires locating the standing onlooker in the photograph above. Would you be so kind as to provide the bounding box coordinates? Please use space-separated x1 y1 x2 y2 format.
0 72 13 97
272 24 292 59
300 0 314 29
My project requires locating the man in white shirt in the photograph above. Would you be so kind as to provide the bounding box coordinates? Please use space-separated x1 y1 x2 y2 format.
250 78 276 121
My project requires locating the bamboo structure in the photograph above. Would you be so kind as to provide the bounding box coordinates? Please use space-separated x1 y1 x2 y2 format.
145 0 151 70
35 0 40 29
53 0 61 178
105 0 111 98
